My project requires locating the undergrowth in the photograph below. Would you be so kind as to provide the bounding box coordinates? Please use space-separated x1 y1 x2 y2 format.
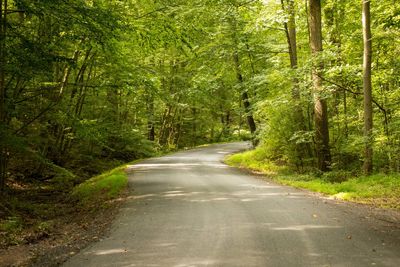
0 163 130 248
226 148 400 209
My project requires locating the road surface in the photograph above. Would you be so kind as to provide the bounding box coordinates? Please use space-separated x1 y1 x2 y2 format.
64 142 400 267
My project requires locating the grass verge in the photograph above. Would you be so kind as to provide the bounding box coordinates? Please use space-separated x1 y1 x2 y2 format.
0 161 137 266
226 149 400 210
71 165 129 206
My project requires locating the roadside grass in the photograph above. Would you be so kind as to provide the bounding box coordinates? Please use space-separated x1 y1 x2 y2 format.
1 163 132 248
71 165 129 206
226 149 400 209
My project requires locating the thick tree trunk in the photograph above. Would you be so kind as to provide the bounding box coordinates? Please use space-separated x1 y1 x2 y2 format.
309 0 331 171
362 0 373 174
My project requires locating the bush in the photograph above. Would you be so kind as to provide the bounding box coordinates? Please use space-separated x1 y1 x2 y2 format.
322 170 355 183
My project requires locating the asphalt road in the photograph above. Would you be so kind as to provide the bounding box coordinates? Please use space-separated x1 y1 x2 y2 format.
63 142 400 267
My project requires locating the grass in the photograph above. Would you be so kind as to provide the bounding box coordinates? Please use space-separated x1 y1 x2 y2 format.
0 159 137 251
71 165 129 205
226 149 400 209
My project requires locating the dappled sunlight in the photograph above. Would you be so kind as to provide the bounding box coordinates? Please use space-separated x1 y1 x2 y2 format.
164 193 187 197
164 190 184 194
240 198 258 202
128 189 307 204
174 259 219 266
238 183 281 189
128 162 229 171
308 253 323 257
130 194 156 200
90 248 127 256
153 242 177 248
271 225 342 231
211 197 230 201
286 195 304 199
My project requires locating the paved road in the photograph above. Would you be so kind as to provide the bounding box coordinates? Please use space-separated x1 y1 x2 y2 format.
64 142 400 267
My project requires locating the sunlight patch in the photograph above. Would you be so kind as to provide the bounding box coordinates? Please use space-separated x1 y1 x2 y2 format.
92 248 127 255
271 225 342 231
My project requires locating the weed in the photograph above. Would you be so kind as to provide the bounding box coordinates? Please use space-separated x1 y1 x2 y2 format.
0 216 23 232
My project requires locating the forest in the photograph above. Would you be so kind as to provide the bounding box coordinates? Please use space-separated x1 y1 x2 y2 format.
0 0 400 259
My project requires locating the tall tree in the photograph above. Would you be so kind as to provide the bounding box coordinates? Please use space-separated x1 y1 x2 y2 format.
362 0 373 174
0 0 7 190
281 0 311 163
308 0 331 171
233 50 257 136
231 6 257 141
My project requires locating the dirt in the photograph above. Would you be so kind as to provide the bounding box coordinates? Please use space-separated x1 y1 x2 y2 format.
0 189 126 267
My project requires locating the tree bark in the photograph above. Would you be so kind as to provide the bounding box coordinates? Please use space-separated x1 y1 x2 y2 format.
309 0 331 171
231 13 257 142
282 0 298 73
362 0 373 174
0 0 7 191
282 0 312 163
146 91 155 141
233 51 256 136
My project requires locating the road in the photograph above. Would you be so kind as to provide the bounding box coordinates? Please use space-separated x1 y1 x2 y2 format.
63 142 400 267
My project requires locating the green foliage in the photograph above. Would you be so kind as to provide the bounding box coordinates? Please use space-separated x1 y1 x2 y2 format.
1 0 399 210
226 147 291 176
227 151 400 209
0 216 23 232
0 216 24 246
321 170 354 183
71 166 128 205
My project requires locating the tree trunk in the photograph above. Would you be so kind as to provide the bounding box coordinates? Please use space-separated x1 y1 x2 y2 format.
241 90 257 135
282 0 298 74
233 51 256 136
231 14 257 142
309 0 331 171
0 0 7 191
192 107 197 146
282 0 312 162
146 90 155 141
362 0 373 174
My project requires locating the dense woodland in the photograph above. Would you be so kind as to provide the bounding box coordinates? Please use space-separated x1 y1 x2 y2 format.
0 0 400 191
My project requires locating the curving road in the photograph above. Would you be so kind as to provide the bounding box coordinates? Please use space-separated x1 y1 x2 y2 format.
63 142 400 267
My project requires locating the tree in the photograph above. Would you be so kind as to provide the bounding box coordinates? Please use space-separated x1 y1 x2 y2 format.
0 0 7 190
362 0 373 174
230 4 257 143
308 0 331 171
281 0 312 164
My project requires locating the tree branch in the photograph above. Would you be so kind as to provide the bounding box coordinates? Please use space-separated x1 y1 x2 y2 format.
317 73 387 114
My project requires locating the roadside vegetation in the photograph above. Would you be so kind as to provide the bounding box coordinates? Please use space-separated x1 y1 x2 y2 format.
0 164 129 248
72 166 129 206
0 162 134 266
1 0 400 264
226 149 400 209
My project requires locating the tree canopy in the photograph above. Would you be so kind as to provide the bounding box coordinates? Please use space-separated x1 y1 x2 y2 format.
1 0 400 190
